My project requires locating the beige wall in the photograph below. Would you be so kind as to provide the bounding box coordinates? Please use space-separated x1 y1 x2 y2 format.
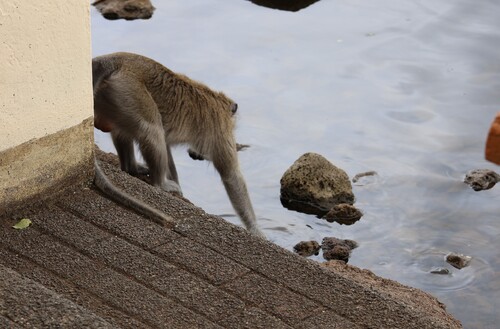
0 1 92 150
0 1 94 214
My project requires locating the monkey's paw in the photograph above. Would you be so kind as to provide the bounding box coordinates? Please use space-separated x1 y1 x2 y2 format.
161 180 183 196
129 164 150 177
249 227 266 239
135 164 150 176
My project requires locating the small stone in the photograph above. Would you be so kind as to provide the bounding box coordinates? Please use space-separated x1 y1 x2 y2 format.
342 239 359 250
430 268 450 275
446 253 472 269
321 237 343 250
321 237 358 262
323 204 363 225
293 241 320 257
321 237 358 251
464 169 499 191
323 245 351 262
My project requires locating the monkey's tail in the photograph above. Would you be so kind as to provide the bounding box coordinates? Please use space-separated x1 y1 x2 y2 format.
94 160 175 227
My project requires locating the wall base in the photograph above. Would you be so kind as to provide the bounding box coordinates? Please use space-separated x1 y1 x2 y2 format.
0 118 94 216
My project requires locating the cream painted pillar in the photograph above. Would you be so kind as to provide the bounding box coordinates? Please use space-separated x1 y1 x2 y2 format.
0 1 94 215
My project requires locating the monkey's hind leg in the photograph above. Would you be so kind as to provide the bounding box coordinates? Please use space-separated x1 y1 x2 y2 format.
136 124 182 196
111 131 149 176
166 145 179 185
104 74 181 195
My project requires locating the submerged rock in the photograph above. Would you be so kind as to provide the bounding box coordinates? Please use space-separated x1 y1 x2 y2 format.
446 253 472 269
323 203 363 225
92 0 155 20
464 169 499 191
280 153 354 216
293 240 320 257
321 237 358 262
430 268 451 275
323 245 351 262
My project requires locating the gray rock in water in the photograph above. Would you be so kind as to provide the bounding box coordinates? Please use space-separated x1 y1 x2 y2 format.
280 153 354 216
464 169 499 191
323 203 363 225
293 240 320 257
321 237 358 262
446 253 472 269
92 0 155 20
323 245 351 262
430 268 451 275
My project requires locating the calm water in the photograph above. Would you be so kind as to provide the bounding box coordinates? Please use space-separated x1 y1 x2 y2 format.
91 1 500 327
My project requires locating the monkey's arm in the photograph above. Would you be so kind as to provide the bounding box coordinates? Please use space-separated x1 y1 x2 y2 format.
94 160 175 227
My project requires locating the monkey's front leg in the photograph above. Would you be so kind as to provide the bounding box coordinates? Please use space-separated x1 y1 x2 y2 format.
213 153 264 238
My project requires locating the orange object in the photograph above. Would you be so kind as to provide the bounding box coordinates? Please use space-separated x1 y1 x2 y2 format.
485 112 500 165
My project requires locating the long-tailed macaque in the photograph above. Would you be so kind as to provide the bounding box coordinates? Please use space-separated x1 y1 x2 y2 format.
92 52 264 237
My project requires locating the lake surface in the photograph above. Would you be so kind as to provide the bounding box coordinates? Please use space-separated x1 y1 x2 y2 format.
91 1 500 327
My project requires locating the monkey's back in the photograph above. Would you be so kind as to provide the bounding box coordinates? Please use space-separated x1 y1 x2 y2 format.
93 52 236 144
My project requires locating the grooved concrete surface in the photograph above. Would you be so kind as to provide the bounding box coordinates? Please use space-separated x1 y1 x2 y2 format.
0 151 461 328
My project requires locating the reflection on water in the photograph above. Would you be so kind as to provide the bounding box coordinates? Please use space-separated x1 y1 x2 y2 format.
92 1 500 327
249 0 320 12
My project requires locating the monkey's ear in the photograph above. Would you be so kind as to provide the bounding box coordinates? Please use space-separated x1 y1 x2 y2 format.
231 103 238 115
